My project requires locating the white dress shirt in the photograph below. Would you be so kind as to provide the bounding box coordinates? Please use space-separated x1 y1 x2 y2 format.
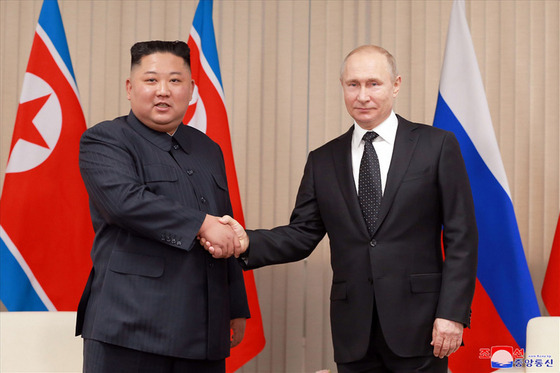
351 112 398 195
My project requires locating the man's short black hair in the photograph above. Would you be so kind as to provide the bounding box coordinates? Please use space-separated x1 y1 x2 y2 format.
130 40 191 69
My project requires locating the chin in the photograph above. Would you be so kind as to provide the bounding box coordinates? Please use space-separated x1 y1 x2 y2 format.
145 121 177 133
355 115 375 124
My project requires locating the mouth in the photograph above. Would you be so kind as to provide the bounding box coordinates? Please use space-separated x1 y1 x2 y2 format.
155 102 171 108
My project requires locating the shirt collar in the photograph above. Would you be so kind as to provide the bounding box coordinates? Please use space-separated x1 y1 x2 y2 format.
352 111 398 149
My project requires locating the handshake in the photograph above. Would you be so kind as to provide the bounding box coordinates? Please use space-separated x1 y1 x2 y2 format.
198 215 249 259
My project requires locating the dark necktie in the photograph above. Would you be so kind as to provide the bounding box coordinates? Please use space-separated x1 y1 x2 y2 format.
358 131 382 235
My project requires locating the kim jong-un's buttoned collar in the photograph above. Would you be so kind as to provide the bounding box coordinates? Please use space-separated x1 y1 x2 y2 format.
126 110 192 153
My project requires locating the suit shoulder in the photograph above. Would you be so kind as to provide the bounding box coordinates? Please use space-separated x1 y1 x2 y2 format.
182 125 217 144
309 127 353 156
179 125 223 154
400 116 457 141
81 116 129 141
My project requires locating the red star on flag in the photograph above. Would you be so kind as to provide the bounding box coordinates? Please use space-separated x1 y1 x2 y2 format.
11 94 51 151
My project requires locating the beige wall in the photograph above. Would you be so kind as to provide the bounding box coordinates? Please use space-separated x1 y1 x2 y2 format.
1 0 559 371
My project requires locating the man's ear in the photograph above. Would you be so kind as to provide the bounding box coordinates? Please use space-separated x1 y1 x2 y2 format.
126 78 132 100
393 75 402 97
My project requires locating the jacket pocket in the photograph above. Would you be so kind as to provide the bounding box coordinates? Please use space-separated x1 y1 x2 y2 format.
143 164 178 183
409 273 442 293
212 173 228 191
402 166 433 183
330 282 347 301
108 250 164 278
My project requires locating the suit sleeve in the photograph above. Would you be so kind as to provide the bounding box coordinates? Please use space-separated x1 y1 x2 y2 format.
79 124 206 251
244 151 327 269
219 158 251 320
436 132 478 327
228 257 251 319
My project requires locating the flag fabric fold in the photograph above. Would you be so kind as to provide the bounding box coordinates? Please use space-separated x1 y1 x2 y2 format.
185 1 266 370
542 215 560 316
0 0 93 311
433 1 540 371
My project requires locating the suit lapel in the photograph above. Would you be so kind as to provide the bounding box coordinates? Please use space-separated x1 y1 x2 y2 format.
374 116 419 234
332 126 370 236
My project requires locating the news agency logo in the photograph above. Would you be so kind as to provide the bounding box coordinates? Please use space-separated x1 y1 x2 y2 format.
479 346 525 368
525 354 555 369
479 346 555 369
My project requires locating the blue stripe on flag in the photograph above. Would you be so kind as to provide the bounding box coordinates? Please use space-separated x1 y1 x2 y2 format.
434 94 540 347
0 237 47 311
38 0 76 81
191 0 222 86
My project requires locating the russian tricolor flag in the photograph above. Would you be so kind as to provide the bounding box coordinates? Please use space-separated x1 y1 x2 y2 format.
433 1 540 372
0 0 93 311
184 1 266 370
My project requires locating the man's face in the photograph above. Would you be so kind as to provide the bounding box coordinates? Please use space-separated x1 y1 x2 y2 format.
126 52 194 133
340 50 401 130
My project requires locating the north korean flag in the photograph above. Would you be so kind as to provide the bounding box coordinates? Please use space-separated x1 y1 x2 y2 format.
185 1 266 370
0 0 94 311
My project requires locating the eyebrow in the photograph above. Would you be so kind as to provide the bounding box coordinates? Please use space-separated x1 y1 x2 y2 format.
345 77 381 82
143 71 184 75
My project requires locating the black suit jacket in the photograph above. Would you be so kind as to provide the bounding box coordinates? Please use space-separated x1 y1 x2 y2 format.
76 112 250 360
244 115 477 363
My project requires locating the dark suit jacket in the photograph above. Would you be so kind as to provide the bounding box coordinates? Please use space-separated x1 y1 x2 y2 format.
76 112 250 360
244 115 477 363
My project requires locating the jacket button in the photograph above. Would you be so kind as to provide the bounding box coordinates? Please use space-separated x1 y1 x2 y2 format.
186 169 194 176
173 144 179 150
370 239 377 247
200 197 207 204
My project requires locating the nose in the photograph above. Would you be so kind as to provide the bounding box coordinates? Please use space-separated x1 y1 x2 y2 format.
357 85 369 102
157 81 170 96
